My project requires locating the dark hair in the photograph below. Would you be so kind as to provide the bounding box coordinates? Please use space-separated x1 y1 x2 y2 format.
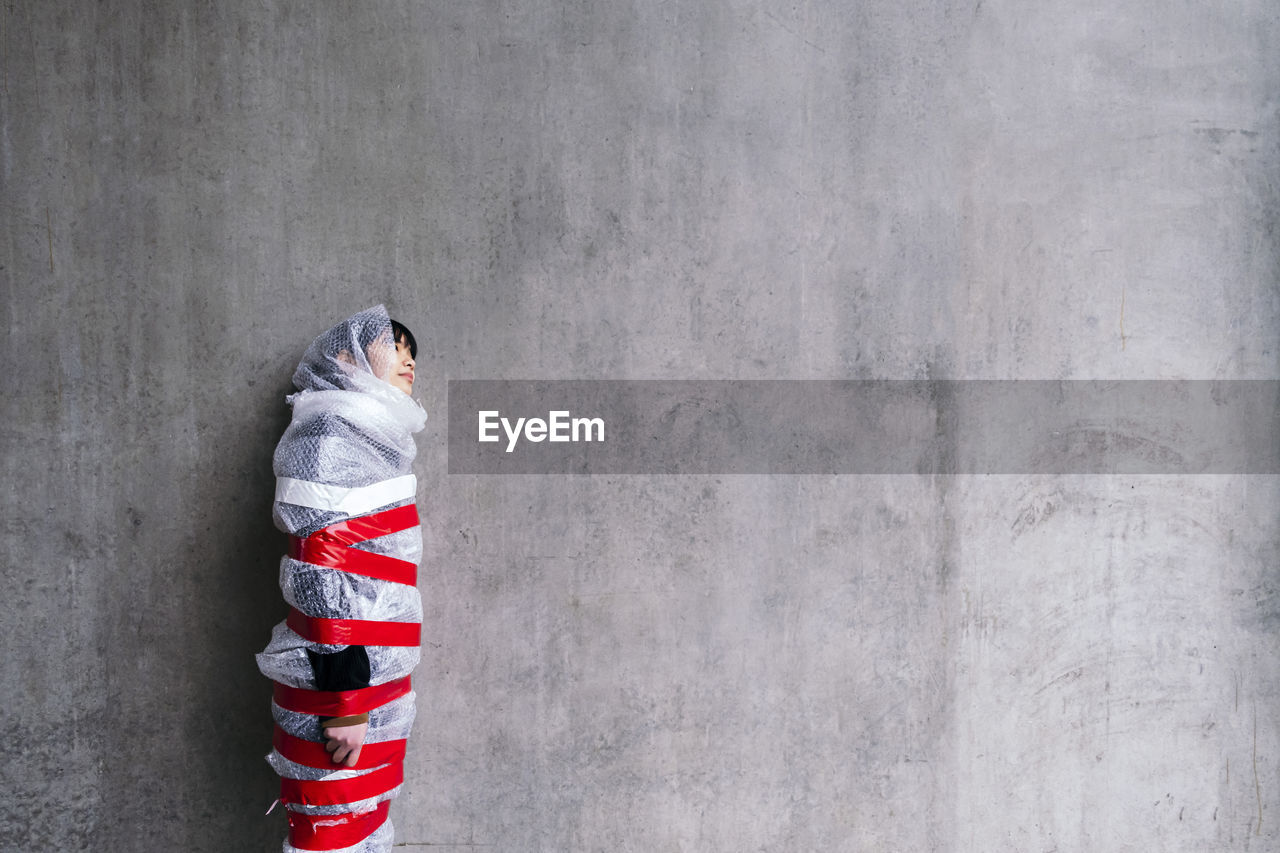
390 319 417 359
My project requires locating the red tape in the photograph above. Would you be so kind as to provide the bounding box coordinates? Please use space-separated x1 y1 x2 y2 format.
274 676 412 718
286 799 390 851
289 537 417 586
288 505 420 586
286 607 421 647
280 761 404 807
273 726 407 771
323 504 420 545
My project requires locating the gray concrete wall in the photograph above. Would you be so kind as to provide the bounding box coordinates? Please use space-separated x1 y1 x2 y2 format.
2 1 1277 850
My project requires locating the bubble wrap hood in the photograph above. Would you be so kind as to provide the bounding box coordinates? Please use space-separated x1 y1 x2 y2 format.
289 305 427 436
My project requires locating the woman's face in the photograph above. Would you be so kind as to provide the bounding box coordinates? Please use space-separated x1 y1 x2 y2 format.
364 332 416 395
388 338 415 395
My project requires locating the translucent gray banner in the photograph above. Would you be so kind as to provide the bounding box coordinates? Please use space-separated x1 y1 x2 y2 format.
446 381 1279 474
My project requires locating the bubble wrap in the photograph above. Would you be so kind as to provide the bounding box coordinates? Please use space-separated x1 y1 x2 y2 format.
256 306 427 853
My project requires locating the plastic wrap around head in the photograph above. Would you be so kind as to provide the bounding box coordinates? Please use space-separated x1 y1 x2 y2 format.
292 305 408 394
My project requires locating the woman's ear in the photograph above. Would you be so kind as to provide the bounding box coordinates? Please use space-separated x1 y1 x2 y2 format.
334 350 358 373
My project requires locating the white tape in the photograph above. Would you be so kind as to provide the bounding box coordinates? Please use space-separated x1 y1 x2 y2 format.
275 474 417 515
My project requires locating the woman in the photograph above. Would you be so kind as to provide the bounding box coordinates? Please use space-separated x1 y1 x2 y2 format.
256 305 426 852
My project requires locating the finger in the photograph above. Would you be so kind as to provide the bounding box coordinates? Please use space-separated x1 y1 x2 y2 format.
344 744 362 768
331 743 350 764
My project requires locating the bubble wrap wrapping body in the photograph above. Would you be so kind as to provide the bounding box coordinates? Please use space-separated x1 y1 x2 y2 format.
256 306 427 853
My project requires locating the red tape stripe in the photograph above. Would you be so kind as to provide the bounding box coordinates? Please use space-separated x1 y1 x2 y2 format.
288 536 417 585
287 607 421 647
274 676 412 718
323 504 420 545
286 799 390 851
287 504 420 585
280 761 404 807
273 726 407 771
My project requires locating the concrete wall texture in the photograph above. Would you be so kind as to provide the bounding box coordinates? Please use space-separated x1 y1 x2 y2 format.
2 1 1277 850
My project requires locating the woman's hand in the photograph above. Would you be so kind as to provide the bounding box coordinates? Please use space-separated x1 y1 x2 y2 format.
323 721 369 767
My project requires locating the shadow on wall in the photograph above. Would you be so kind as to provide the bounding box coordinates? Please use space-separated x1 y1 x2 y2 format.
183 381 296 851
